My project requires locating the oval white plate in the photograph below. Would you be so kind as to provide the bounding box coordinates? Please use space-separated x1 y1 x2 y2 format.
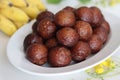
7 11 120 76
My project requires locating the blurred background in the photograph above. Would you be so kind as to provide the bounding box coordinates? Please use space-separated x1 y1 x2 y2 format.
42 0 120 16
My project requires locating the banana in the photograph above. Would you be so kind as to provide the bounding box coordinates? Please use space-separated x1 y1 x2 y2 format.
14 21 26 29
26 0 46 11
9 0 28 7
0 1 30 23
0 15 17 36
20 4 40 19
0 0 46 36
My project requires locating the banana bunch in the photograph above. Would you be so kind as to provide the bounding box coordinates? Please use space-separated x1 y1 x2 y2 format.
0 0 46 36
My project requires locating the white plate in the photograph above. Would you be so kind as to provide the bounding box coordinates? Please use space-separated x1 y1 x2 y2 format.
7 11 120 76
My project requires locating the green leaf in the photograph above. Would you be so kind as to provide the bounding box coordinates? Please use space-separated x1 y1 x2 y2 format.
78 0 91 4
47 0 62 4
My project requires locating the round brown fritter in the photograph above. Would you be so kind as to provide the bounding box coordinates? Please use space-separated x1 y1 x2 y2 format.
90 7 103 27
45 37 58 49
100 20 110 34
55 10 76 27
94 27 108 43
63 6 75 12
23 33 43 51
74 21 93 41
57 27 79 47
36 10 54 22
88 34 103 54
37 18 56 39
75 6 93 23
26 43 48 65
48 47 71 67
32 21 39 33
71 41 91 62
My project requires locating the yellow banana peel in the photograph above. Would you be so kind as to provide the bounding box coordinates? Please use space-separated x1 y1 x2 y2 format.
0 15 17 36
0 2 29 22
14 21 27 29
26 0 46 11
20 4 40 19
0 0 46 36
9 0 28 7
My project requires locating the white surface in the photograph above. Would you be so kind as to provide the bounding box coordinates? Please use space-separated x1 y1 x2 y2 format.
0 0 120 80
6 11 120 77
